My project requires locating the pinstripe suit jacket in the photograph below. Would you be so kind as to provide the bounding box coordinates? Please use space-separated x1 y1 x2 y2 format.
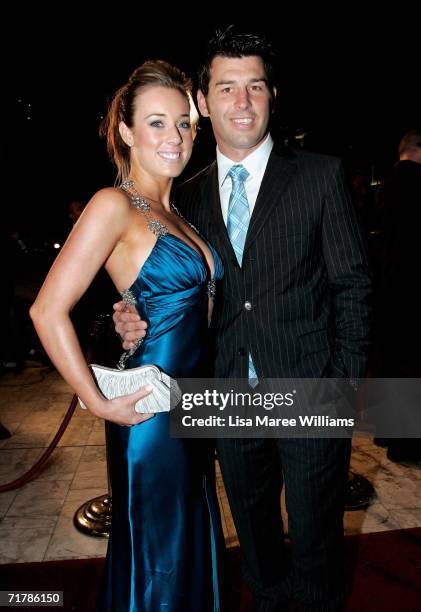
178 142 371 380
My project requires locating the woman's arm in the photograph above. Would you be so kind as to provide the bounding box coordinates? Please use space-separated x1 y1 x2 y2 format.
30 189 152 426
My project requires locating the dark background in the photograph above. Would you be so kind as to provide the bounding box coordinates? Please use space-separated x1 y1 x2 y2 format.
2 10 419 242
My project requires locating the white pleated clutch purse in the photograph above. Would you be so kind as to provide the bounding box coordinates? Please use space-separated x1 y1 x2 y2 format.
79 364 182 413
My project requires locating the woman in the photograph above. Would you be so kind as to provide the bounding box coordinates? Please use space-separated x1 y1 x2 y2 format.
30 60 223 611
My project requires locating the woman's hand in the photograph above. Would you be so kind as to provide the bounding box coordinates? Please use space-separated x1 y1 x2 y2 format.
92 385 156 427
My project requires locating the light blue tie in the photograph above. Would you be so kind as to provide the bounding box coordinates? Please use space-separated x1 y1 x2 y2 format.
227 165 258 387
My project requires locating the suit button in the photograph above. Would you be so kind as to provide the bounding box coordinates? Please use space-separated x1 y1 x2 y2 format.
244 301 252 311
238 348 246 356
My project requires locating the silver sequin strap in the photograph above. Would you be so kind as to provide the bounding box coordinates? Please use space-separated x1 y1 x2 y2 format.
207 279 216 298
120 180 169 237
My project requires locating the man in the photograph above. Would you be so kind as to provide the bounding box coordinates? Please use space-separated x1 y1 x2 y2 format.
376 130 421 462
115 27 371 611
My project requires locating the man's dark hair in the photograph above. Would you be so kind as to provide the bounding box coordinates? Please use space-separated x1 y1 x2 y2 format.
198 26 277 96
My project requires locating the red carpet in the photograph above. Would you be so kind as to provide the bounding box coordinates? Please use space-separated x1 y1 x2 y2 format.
1 528 421 611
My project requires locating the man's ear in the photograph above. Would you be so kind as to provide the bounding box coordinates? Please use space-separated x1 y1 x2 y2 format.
197 90 210 118
119 121 134 147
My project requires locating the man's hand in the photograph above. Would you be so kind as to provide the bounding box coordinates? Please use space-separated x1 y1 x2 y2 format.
113 301 148 350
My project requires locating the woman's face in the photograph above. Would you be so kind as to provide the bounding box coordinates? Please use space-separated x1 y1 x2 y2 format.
122 86 193 179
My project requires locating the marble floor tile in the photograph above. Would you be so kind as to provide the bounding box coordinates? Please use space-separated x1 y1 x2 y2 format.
36 447 84 482
3 430 53 450
0 403 33 422
0 397 33 425
0 419 31 445
369 472 421 510
14 414 63 434
86 420 106 446
0 489 19 517
388 507 421 529
31 402 70 418
42 374 74 395
52 417 95 448
0 448 43 482
350 443 387 475
70 446 107 492
6 480 71 518
344 500 399 535
0 516 57 563
379 454 421 479
44 488 108 560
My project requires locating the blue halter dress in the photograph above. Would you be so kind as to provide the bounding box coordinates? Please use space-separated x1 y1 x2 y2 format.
98 181 224 611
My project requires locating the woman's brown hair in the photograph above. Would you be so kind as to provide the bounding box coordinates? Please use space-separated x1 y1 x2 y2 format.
100 60 192 184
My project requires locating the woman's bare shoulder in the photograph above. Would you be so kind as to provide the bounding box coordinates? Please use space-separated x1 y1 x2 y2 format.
60 189 133 245
79 187 133 226
89 187 131 209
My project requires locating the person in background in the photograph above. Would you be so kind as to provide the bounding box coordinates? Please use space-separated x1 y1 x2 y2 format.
376 130 421 463
67 199 85 225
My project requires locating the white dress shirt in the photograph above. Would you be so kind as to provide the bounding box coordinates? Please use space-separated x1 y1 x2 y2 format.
217 133 274 226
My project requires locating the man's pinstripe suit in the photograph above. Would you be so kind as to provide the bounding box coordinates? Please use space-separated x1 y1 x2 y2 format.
178 141 371 611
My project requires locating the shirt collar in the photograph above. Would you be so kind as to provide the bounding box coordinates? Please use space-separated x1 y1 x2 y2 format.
217 133 274 187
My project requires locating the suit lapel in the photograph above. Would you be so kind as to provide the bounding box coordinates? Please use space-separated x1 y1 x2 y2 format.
202 161 238 261
244 145 297 256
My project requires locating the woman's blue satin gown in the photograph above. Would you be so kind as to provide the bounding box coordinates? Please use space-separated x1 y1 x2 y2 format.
98 233 224 611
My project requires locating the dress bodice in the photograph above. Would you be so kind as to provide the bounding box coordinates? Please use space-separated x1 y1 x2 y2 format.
118 180 223 378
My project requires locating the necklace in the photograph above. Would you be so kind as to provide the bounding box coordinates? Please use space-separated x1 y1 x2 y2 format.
120 179 201 237
120 179 169 237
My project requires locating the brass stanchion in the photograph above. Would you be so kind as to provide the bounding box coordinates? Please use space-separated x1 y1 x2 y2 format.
73 495 112 538
345 471 376 511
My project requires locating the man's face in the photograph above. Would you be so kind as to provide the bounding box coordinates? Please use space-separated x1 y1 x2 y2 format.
197 55 276 162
